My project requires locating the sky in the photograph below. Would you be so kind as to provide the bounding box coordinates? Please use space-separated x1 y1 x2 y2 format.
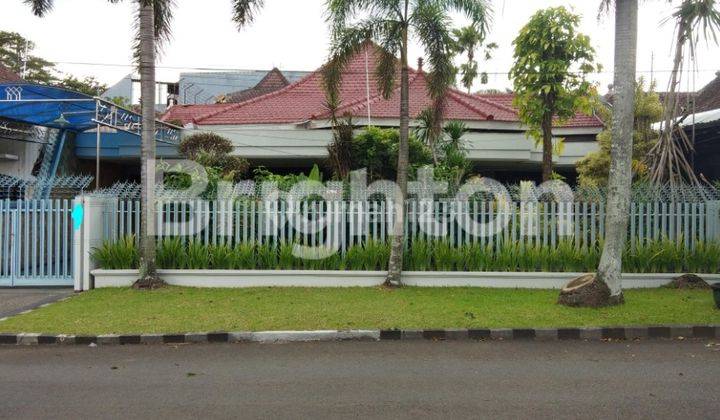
2 0 720 95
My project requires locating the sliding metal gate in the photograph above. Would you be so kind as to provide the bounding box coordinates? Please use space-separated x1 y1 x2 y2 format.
0 200 74 287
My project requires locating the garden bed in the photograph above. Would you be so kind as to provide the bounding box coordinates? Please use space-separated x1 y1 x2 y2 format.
91 269 720 289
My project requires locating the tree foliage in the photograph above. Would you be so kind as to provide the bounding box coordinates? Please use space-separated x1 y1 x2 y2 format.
0 30 56 84
178 132 249 186
509 6 600 181
57 75 108 96
348 126 433 181
577 78 663 187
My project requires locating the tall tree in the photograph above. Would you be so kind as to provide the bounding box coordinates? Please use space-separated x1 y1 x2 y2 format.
324 0 491 286
451 24 496 93
596 0 639 304
647 0 720 186
25 0 265 288
577 78 663 188
510 7 599 182
0 30 56 84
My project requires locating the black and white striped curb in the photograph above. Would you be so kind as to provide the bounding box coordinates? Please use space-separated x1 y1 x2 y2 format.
1 325 718 346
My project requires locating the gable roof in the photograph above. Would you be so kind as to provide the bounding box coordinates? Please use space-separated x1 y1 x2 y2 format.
695 71 720 113
0 64 23 83
163 43 603 128
223 68 290 103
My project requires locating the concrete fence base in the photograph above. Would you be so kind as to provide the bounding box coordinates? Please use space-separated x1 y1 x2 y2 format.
90 269 720 289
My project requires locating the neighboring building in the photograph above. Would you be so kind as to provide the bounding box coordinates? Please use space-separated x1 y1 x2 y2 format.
679 71 720 183
221 68 292 103
162 43 604 182
102 74 179 111
102 68 310 111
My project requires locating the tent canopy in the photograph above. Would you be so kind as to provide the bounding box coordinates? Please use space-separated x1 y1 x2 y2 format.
0 82 180 143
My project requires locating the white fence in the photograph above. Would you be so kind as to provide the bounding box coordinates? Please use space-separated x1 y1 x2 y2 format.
100 199 720 252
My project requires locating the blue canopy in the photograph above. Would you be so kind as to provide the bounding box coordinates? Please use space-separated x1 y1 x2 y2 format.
0 83 99 131
0 82 180 143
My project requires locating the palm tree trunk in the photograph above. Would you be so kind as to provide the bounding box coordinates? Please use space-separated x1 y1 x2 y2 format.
596 0 638 302
541 110 553 182
135 1 162 288
385 25 410 287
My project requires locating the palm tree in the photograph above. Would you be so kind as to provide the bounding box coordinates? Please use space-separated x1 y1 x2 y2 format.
324 0 491 286
647 0 720 186
451 24 496 93
26 0 265 288
595 0 639 304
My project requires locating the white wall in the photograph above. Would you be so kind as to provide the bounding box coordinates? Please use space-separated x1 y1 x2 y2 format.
0 139 42 178
192 123 599 167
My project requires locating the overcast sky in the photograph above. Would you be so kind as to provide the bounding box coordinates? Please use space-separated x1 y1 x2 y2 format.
3 0 720 94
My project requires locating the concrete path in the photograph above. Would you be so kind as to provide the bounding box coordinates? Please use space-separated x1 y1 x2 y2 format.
0 288 72 319
1 340 719 419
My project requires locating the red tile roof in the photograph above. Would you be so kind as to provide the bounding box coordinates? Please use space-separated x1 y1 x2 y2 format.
163 43 603 129
0 64 23 83
161 103 233 125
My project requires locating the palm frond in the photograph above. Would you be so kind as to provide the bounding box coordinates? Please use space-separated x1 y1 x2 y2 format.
231 0 265 29
323 17 398 105
432 0 493 34
23 0 53 16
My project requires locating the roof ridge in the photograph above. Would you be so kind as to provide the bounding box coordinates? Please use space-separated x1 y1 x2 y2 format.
321 70 423 119
445 90 491 119
193 67 321 124
461 90 519 115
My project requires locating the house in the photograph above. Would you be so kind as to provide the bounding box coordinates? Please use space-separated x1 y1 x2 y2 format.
161 43 604 182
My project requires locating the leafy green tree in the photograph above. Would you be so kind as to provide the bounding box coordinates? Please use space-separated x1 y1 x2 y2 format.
577 78 663 187
451 24 497 93
58 75 108 96
510 7 600 182
349 127 432 181
324 0 491 286
0 30 56 84
26 0 266 289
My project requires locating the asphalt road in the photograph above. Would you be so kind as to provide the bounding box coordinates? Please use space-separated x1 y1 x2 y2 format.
1 340 719 419
0 288 72 319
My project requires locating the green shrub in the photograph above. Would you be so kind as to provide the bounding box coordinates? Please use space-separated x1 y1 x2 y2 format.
232 243 256 269
156 237 186 269
406 239 432 271
256 243 278 270
344 245 365 270
91 235 138 269
434 240 462 271
279 243 299 270
186 241 210 269
210 243 235 269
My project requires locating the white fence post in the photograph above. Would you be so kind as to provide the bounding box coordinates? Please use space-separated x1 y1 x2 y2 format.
706 201 720 241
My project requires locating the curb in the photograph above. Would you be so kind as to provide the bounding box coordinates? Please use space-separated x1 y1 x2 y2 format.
1 326 718 346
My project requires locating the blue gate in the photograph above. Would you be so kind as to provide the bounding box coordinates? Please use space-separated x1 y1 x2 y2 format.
0 200 74 287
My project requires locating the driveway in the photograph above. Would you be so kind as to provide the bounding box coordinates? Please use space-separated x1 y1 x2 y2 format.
1 340 719 419
0 288 72 319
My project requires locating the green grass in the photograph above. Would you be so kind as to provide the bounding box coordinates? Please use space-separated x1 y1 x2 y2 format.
1 287 718 335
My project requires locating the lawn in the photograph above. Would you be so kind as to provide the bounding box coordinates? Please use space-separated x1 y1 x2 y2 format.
1 287 718 335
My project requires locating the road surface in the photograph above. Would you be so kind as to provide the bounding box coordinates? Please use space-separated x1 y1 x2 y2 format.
1 340 719 419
